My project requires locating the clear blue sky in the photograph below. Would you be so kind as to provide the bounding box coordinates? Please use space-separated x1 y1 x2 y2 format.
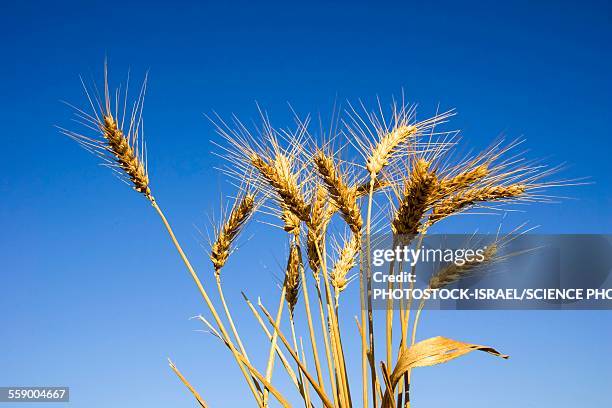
1 0 611 407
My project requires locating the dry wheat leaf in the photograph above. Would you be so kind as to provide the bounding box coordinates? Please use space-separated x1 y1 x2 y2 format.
390 336 509 386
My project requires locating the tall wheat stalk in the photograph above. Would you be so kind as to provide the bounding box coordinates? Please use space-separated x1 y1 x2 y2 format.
60 66 573 407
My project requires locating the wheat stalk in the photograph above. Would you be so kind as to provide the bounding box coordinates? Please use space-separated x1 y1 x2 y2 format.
168 360 209 407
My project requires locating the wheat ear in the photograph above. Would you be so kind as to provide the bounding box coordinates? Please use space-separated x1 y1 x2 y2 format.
366 125 418 175
307 185 328 276
313 150 362 233
428 184 526 225
101 115 151 198
435 164 489 198
251 153 311 223
210 193 255 275
330 234 360 299
284 242 302 317
429 244 498 289
60 74 152 200
392 159 437 238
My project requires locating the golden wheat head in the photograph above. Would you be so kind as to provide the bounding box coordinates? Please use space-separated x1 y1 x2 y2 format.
366 125 418 175
429 244 498 289
210 193 256 275
284 243 302 316
60 67 152 200
391 159 437 237
428 184 526 225
313 150 362 234
306 185 328 275
330 233 360 294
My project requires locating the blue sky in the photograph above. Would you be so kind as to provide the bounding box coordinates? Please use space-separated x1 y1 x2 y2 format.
1 0 611 407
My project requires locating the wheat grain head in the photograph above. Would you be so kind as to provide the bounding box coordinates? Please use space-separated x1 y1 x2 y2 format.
60 66 152 200
284 242 302 317
210 193 256 276
391 159 437 238
330 233 360 294
428 244 498 289
313 149 363 234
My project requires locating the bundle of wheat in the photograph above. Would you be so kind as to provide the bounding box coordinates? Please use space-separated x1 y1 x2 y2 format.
61 66 574 408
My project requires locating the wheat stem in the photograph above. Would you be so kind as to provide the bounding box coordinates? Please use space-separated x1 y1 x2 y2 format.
365 173 378 408
259 302 336 408
288 311 310 408
314 276 338 406
299 338 314 407
242 293 309 400
328 304 352 407
315 238 352 406
168 360 209 408
203 318 291 408
262 284 286 406
379 362 397 408
316 229 337 402
400 232 426 407
150 200 264 406
410 300 426 346
300 262 325 390
215 276 258 387
385 237 398 373
358 246 368 408
401 299 427 408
